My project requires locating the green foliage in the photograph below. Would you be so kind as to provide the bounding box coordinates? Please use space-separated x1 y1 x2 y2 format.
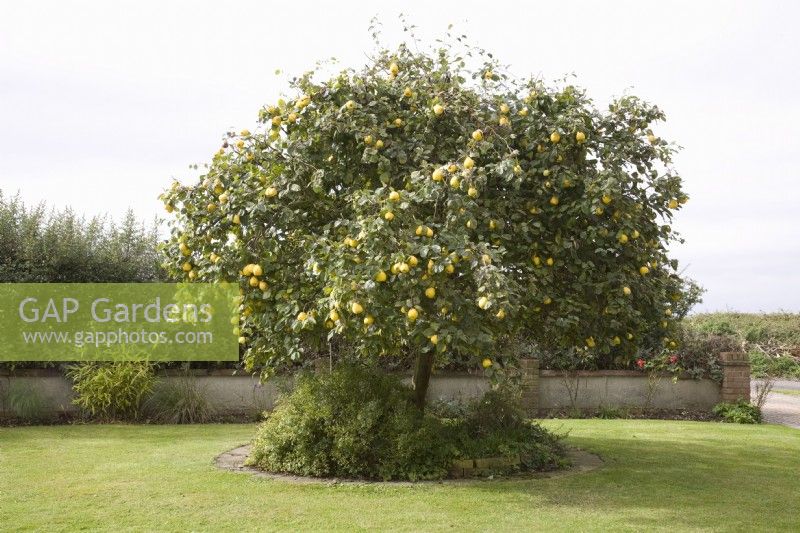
713 400 761 424
144 376 216 424
249 366 564 480
461 385 528 435
248 366 453 480
686 313 800 378
162 33 692 378
669 328 736 381
3 381 48 421
536 315 793 382
67 362 156 420
450 387 565 472
0 191 163 283
595 406 626 419
749 351 800 379
537 323 729 381
688 313 800 346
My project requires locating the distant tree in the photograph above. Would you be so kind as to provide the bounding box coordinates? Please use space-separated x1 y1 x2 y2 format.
0 192 163 283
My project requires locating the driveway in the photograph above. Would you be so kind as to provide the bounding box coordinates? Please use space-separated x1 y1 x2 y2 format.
754 379 800 429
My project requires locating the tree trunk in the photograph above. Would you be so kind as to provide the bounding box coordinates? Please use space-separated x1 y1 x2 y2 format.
412 352 435 410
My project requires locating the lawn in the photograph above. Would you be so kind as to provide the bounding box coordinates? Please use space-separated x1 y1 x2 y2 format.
1 420 798 531
774 389 800 397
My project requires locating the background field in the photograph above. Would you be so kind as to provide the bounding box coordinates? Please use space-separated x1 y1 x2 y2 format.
687 313 800 378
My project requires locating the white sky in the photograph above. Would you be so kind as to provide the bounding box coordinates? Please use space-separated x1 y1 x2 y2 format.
1 0 798 312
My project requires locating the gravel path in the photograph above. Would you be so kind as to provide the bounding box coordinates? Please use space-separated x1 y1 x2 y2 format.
754 379 800 429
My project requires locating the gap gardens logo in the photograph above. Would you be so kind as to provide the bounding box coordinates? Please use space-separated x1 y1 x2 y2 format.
0 283 240 361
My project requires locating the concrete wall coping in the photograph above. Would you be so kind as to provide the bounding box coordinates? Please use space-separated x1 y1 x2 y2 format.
539 369 700 380
1 367 725 380
0 367 491 379
0 367 246 378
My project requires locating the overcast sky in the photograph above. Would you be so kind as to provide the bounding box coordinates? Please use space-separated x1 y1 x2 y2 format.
1 1 797 312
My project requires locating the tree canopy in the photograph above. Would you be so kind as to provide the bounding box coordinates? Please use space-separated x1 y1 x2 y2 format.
162 34 693 390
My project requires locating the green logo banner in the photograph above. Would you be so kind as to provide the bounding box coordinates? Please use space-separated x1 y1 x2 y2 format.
0 283 240 361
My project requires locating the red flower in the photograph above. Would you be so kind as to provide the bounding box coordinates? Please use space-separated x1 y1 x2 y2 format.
636 358 645 369
669 355 678 364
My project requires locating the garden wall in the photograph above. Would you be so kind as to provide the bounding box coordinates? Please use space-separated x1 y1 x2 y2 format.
537 371 721 411
421 371 721 412
0 353 749 418
0 370 282 418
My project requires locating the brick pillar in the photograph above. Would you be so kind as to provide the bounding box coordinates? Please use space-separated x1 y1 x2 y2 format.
720 351 750 402
520 357 540 416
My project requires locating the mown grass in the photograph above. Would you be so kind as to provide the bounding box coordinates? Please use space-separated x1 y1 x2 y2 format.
1 420 799 531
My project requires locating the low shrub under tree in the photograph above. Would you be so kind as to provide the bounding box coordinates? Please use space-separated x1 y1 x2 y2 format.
248 366 455 480
248 365 564 481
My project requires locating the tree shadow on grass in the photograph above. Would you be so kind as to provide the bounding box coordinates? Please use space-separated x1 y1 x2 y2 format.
459 423 800 530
